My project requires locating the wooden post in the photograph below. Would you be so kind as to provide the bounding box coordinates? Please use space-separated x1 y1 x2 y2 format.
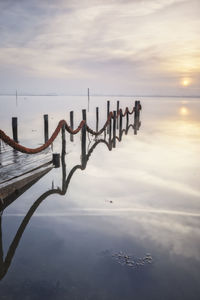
52 153 60 168
61 133 66 191
61 124 66 155
96 107 99 132
134 101 139 135
81 109 87 168
12 117 18 143
107 100 110 133
43 114 49 143
119 109 123 141
70 111 74 142
126 109 129 134
135 100 141 118
117 100 120 129
113 111 116 148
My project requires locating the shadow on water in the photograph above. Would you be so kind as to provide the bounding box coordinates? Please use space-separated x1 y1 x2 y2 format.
0 113 141 281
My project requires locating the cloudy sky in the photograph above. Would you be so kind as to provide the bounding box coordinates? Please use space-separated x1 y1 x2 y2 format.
0 0 199 96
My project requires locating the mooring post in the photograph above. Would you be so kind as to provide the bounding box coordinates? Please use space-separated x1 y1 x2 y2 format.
70 111 74 142
96 107 99 132
61 142 66 191
107 100 110 133
119 109 123 141
134 101 138 135
137 101 141 129
126 108 129 134
61 124 66 155
137 100 141 118
43 114 49 143
113 111 116 148
117 100 120 129
135 100 141 118
81 109 87 168
52 153 60 168
108 112 112 145
12 117 18 143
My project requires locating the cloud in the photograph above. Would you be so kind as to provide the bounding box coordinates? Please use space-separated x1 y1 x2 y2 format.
0 0 199 94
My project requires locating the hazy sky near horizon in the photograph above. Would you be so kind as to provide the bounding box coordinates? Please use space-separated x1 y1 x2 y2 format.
0 0 199 96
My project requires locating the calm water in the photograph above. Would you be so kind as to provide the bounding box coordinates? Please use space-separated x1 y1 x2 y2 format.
0 96 200 299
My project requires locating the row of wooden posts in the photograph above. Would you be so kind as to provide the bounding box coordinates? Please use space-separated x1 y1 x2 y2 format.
9 100 141 167
11 100 140 144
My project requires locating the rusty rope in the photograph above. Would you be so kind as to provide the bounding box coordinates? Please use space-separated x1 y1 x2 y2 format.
86 105 137 136
86 111 113 136
0 120 85 154
0 104 141 153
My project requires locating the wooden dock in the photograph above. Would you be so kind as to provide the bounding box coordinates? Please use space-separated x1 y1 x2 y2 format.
0 144 52 184
0 143 53 209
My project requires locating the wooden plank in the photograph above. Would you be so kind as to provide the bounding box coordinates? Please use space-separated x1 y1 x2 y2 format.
0 165 53 211
0 145 52 183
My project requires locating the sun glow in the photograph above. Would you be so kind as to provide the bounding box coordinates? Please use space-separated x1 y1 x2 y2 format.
179 106 189 116
181 78 191 87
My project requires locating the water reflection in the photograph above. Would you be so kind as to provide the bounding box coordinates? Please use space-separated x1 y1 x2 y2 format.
0 113 141 281
179 106 189 116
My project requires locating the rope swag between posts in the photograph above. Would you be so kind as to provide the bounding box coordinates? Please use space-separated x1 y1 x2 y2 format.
0 104 141 155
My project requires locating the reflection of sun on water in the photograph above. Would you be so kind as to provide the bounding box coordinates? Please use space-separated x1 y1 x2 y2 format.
179 107 189 116
181 78 191 87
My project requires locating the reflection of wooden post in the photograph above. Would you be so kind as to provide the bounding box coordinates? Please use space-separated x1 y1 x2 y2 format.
96 107 99 132
107 101 110 133
81 109 87 168
12 117 18 142
43 114 49 143
117 100 120 129
113 111 116 148
70 111 74 142
119 109 123 141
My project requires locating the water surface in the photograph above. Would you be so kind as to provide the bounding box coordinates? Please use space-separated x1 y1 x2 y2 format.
0 96 200 299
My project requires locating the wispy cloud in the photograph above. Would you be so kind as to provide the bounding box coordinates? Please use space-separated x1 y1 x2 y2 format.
0 0 199 94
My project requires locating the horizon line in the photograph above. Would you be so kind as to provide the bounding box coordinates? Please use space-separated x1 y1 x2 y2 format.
0 93 200 98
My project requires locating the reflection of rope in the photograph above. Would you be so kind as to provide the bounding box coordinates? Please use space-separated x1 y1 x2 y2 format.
0 138 113 280
0 115 142 280
0 105 141 154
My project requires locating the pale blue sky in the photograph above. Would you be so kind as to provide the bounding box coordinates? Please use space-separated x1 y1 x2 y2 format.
0 0 199 96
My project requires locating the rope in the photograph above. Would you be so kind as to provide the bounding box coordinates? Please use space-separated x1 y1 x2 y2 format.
0 120 85 154
86 111 113 136
0 104 141 153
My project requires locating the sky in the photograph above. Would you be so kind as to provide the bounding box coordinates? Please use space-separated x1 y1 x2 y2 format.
0 0 199 96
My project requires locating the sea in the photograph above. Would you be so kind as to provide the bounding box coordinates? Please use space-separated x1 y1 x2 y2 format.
0 95 200 299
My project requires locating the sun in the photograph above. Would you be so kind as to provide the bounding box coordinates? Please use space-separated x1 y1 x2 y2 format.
181 78 191 87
